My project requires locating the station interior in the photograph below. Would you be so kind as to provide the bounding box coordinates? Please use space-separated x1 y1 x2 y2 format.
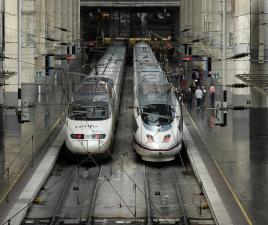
0 0 267 225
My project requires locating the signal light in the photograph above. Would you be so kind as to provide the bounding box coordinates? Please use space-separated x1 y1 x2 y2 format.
71 134 84 139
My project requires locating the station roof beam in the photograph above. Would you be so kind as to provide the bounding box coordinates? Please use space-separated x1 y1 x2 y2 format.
80 0 180 7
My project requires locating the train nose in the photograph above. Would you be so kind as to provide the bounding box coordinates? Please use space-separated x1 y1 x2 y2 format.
68 137 111 154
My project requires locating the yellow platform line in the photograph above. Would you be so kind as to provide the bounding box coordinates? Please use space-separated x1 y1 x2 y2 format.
186 109 253 225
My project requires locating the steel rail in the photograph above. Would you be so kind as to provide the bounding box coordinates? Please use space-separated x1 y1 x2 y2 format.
49 166 74 225
170 167 189 225
144 164 151 225
86 165 103 225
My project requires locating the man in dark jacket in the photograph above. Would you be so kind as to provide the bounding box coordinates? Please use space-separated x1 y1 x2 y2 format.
185 88 193 111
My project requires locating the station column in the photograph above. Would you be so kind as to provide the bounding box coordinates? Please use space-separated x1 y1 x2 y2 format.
54 0 62 68
61 0 68 55
67 0 73 54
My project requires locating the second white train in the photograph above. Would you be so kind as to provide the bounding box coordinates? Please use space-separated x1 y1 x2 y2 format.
65 44 126 160
133 42 183 162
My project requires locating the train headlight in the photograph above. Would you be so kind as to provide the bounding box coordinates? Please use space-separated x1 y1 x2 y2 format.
146 134 154 143
91 134 106 139
71 134 84 139
163 134 171 143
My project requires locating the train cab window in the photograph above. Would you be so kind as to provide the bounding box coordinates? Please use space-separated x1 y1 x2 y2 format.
141 104 173 126
68 104 110 121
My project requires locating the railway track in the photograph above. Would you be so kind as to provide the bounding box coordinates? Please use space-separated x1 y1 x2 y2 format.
22 158 101 225
144 162 189 225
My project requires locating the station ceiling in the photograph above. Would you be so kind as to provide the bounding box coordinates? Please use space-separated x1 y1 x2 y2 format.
80 0 180 7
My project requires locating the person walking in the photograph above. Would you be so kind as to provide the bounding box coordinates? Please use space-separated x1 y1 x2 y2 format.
195 86 203 109
185 88 193 111
209 84 216 107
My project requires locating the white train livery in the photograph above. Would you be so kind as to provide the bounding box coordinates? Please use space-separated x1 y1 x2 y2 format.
65 45 126 160
133 42 183 162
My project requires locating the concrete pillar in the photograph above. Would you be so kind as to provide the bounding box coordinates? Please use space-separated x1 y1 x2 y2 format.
179 0 184 38
233 0 250 56
67 0 73 46
35 0 46 72
4 0 20 134
22 0 35 83
202 0 207 40
232 0 250 98
45 0 55 77
72 0 77 45
206 0 212 44
180 0 192 40
250 0 268 107
54 0 61 67
4 0 18 97
0 0 3 106
210 0 221 48
76 0 80 49
180 0 186 37
45 0 55 52
192 0 202 39
20 0 36 105
61 0 68 55
187 0 192 39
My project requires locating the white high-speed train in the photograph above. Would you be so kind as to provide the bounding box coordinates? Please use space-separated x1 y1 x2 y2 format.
65 45 126 160
133 42 183 162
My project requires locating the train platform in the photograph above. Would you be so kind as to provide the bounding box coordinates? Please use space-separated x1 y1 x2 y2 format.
184 102 268 225
0 93 65 205
167 60 265 224
0 128 64 225
177 56 268 224
183 106 251 225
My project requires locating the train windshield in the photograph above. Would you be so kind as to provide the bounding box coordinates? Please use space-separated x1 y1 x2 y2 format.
68 102 110 121
141 104 174 126
68 82 112 120
73 83 112 101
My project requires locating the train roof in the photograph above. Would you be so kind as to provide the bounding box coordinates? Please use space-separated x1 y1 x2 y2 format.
72 45 125 106
134 43 171 107
84 45 125 87
73 82 110 103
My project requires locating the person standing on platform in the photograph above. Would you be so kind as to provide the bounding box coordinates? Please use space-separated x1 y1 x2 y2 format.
201 86 206 107
209 84 216 107
185 88 193 111
195 86 203 109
